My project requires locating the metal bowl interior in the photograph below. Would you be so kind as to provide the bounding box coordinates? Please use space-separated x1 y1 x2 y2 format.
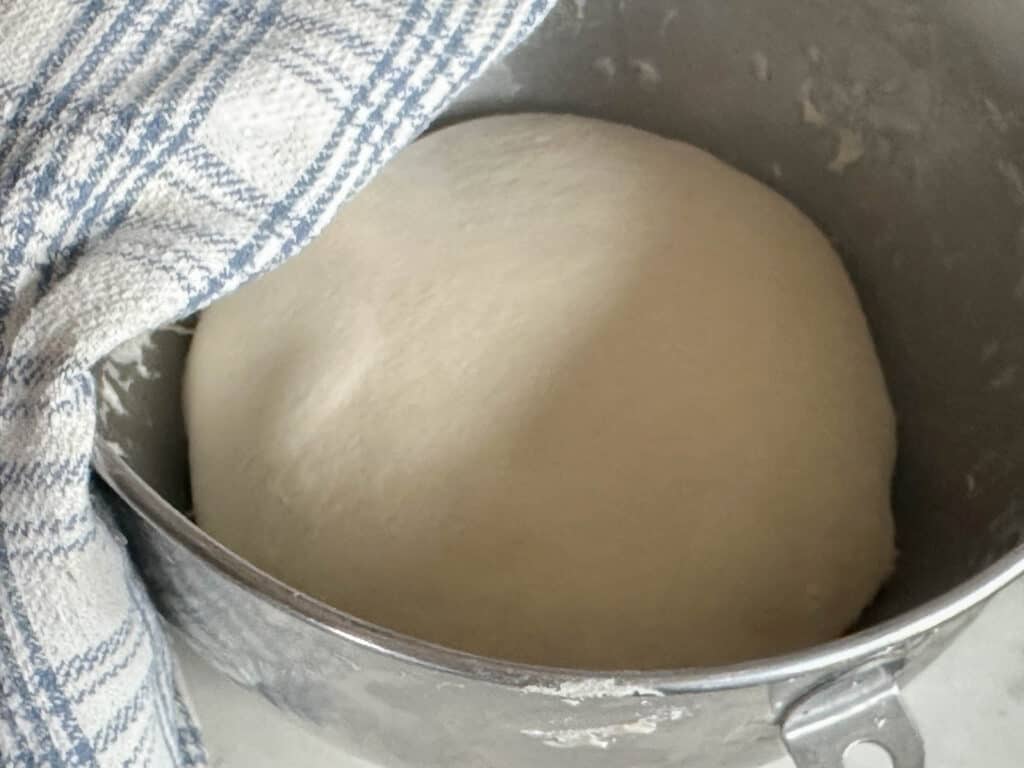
96 0 1024 689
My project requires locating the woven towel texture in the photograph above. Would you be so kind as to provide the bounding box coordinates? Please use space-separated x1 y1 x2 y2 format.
0 1 552 765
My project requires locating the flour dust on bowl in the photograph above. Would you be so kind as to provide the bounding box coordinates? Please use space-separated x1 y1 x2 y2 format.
93 2 1024 767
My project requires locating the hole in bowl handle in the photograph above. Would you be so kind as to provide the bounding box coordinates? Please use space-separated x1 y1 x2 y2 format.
781 663 924 768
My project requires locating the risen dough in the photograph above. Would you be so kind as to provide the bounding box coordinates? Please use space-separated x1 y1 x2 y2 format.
185 114 896 669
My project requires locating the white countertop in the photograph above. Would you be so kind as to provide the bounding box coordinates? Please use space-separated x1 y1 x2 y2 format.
179 578 1024 768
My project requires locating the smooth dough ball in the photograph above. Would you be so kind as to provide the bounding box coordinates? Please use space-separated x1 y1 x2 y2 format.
184 114 896 669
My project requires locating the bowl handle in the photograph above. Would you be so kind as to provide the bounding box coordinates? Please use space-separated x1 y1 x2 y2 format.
781 661 923 767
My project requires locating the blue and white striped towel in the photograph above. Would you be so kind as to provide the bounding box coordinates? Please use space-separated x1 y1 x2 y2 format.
0 1 552 764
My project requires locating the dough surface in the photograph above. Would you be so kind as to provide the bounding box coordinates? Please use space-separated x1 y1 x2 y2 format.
185 114 896 669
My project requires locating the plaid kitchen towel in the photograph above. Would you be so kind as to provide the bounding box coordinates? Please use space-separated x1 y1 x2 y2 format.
0 1 553 765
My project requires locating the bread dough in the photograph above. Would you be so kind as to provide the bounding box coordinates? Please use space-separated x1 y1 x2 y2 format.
184 114 896 669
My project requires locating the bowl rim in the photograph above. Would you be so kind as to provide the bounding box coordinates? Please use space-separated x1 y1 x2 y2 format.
94 439 1024 693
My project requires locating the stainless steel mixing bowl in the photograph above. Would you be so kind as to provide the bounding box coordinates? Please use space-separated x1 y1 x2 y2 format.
94 1 1024 766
